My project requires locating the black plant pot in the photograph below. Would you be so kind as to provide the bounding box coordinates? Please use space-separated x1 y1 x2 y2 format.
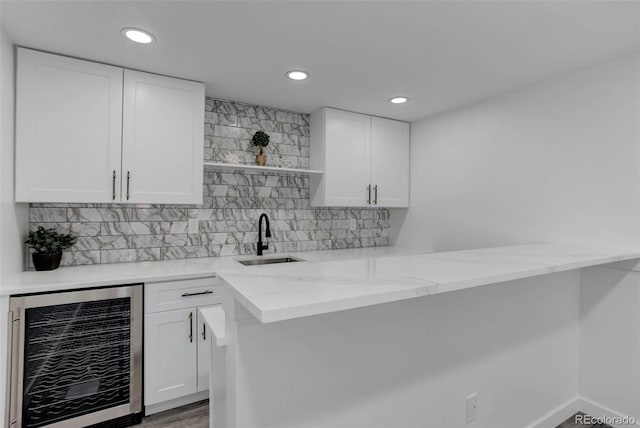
32 253 62 271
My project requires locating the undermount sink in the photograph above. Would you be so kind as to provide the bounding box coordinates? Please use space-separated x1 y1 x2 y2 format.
237 256 304 266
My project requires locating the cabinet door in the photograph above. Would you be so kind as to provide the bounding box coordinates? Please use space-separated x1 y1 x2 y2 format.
324 109 371 207
145 308 197 405
15 48 123 202
122 70 204 204
370 117 410 207
196 304 221 392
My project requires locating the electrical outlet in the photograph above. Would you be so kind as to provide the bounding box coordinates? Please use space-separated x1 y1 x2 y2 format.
466 393 478 424
349 219 357 230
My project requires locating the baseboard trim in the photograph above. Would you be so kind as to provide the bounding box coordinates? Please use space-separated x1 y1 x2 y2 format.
525 396 639 428
523 397 581 428
144 390 209 416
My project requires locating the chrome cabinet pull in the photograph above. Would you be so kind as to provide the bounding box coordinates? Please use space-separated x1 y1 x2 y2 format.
112 170 116 200
202 323 206 341
374 185 378 205
181 290 213 297
367 185 372 205
189 312 193 343
126 171 131 201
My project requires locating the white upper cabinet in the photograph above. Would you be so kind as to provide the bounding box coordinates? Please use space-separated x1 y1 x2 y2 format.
122 70 204 204
310 108 410 208
15 48 123 203
370 117 410 207
15 48 205 204
310 108 371 207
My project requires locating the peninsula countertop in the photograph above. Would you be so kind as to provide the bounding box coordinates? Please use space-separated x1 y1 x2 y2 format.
217 243 640 323
3 244 639 324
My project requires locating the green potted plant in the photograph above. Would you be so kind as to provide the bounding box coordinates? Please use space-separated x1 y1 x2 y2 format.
251 130 270 166
25 226 77 271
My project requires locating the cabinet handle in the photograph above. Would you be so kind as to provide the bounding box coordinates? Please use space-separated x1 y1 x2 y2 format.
367 185 372 205
126 171 131 201
189 312 193 343
181 290 213 297
374 185 378 205
112 170 116 200
202 323 206 341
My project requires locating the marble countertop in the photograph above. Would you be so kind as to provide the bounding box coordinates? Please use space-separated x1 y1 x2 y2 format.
3 244 638 324
217 244 640 323
0 246 414 296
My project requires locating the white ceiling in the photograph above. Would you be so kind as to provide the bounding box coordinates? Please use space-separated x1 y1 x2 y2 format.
1 1 638 122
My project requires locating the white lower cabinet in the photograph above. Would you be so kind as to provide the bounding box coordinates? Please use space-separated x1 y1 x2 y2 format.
145 308 198 404
144 278 222 411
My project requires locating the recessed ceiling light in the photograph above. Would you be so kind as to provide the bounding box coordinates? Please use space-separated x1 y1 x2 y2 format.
286 70 310 81
389 97 409 104
122 28 156 44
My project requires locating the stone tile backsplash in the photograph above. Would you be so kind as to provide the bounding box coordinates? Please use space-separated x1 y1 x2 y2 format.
28 98 390 266
204 98 310 168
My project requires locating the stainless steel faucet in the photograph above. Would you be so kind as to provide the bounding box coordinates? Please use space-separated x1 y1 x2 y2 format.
257 213 271 256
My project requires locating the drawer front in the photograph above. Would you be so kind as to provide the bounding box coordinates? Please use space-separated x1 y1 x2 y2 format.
145 277 222 314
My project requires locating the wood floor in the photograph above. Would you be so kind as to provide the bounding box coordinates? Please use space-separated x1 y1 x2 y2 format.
133 403 608 428
134 400 209 428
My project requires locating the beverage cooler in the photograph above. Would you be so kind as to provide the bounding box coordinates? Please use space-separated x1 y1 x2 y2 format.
6 285 143 428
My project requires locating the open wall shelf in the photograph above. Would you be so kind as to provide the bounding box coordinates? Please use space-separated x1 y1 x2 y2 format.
203 162 323 175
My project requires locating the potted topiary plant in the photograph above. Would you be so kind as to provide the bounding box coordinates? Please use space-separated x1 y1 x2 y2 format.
251 130 270 166
25 226 77 271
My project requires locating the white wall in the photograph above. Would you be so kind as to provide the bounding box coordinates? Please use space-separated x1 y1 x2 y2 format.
580 262 640 421
391 55 640 423
392 55 640 252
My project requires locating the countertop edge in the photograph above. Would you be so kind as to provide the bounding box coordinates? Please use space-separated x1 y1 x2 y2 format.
0 246 416 296
3 245 639 325
219 248 640 324
0 271 217 296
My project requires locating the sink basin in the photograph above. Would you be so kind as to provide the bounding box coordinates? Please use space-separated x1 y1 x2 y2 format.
237 257 303 266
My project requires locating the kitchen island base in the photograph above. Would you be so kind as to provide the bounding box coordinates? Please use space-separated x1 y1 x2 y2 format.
224 271 581 428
